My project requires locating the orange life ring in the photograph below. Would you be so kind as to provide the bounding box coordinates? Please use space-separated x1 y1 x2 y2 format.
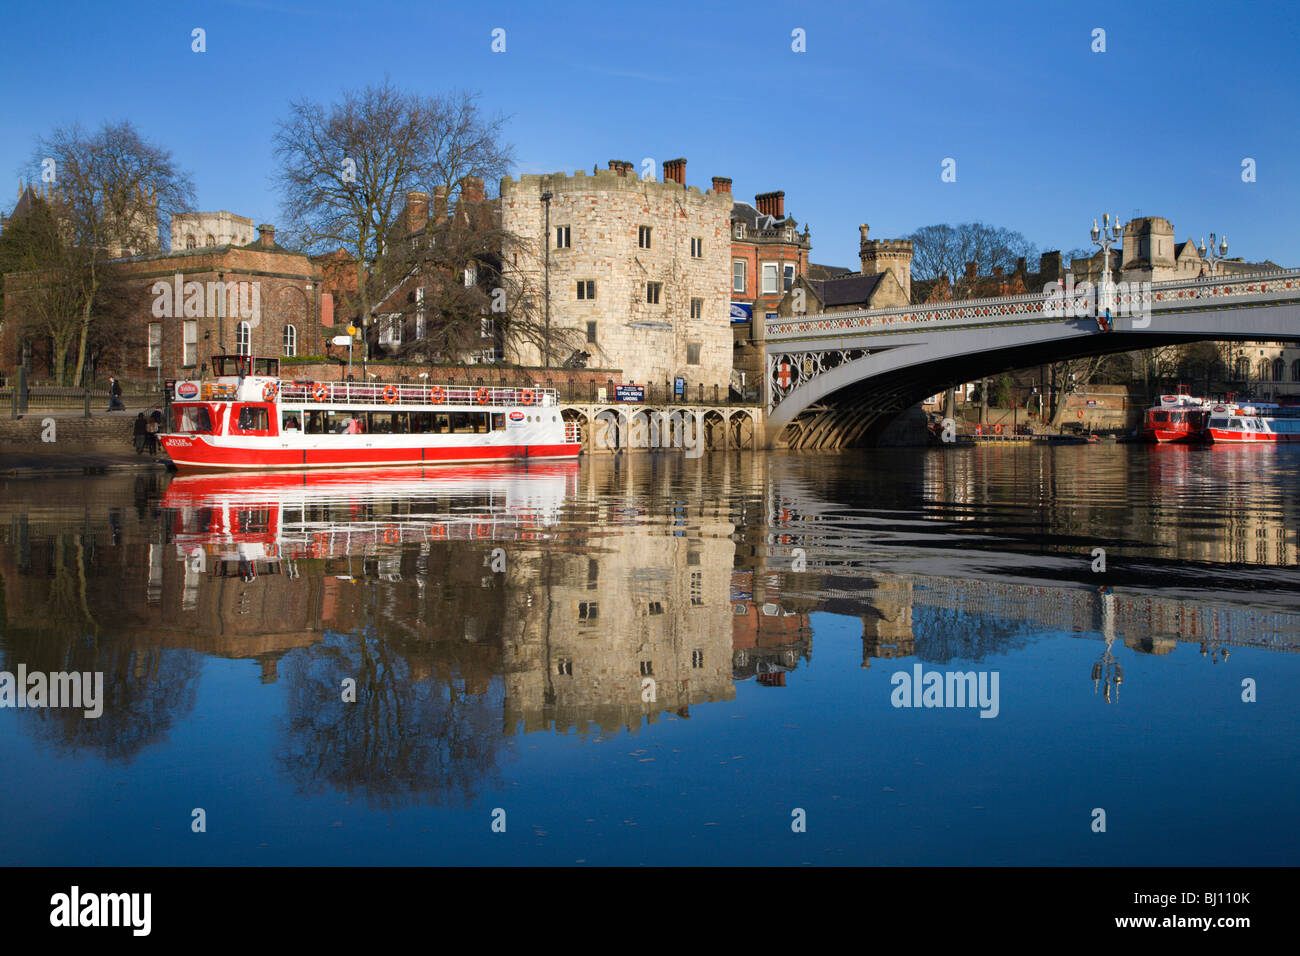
429 385 444 404
383 526 399 543
429 524 446 539
383 384 398 404
313 383 328 402
476 387 490 405
262 381 278 402
475 523 491 537
520 388 535 406
994 424 1003 434
1077 409 1085 419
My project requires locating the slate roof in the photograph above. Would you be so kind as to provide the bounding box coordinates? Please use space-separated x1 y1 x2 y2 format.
731 201 789 232
808 272 884 307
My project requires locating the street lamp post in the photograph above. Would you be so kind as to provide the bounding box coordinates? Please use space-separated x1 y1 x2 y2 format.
1199 233 1232 390
1198 232 1228 277
541 189 552 369
1090 212 1122 315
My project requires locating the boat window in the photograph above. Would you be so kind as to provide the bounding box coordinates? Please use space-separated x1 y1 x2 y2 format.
1209 417 1228 427
304 411 327 434
451 412 490 433
492 413 505 431
236 406 269 431
281 412 301 432
253 357 279 377
176 406 214 433
1152 412 1168 423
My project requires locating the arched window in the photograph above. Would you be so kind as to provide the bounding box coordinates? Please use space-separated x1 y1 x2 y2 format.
1292 359 1300 383
1235 357 1250 379
1273 358 1286 382
283 324 297 356
206 234 215 246
1259 359 1271 381
185 234 196 249
236 321 251 356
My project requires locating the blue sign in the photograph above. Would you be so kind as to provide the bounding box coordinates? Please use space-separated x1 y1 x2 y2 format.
614 385 645 402
674 377 685 397
730 302 752 323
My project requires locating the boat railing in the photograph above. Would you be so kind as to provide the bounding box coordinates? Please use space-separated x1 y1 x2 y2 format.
277 380 558 408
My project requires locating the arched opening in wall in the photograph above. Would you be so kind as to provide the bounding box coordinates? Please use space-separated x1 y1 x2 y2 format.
280 286 309 358
561 408 586 447
284 324 297 357
702 410 726 450
1273 358 1285 382
185 235 196 249
729 410 755 449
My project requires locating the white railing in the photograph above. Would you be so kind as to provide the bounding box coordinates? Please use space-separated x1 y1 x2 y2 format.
277 380 557 408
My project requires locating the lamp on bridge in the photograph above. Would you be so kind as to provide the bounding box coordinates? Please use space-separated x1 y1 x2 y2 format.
1091 213 1122 314
1198 232 1228 277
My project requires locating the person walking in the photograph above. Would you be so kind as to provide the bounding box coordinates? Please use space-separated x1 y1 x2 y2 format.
107 376 125 411
133 413 148 454
144 412 159 455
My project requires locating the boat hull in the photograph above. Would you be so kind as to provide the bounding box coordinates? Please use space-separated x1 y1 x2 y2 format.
160 434 581 471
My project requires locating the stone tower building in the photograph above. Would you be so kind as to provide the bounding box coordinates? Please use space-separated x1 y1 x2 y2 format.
1120 216 1177 280
499 158 734 391
858 224 913 301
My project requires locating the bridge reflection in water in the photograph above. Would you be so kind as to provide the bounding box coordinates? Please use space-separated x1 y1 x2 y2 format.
0 451 1296 811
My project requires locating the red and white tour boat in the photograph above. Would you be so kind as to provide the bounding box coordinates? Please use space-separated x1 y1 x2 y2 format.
1140 386 1210 443
1203 401 1300 443
160 355 582 471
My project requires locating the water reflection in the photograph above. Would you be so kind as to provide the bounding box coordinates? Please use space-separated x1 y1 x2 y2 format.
1 448 1298 817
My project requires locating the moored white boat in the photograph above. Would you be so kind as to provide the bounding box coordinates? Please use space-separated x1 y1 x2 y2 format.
159 355 581 471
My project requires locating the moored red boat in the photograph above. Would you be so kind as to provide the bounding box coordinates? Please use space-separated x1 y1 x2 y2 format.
1203 401 1300 444
1140 385 1209 443
159 354 581 472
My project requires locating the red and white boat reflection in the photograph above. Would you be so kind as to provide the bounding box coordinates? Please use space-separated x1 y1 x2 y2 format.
162 462 579 565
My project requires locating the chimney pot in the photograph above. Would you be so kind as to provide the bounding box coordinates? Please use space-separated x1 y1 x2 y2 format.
257 224 276 248
711 176 732 194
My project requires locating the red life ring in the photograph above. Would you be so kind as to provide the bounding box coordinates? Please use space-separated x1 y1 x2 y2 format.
1077 409 1085 419
994 424 1003 434
520 389 535 406
429 524 446 539
974 425 982 436
429 385 444 404
383 384 398 404
383 526 399 543
476 387 490 405
313 383 328 402
262 381 278 402
475 523 491 537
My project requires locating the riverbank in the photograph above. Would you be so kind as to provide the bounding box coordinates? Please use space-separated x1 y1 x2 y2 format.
0 411 169 476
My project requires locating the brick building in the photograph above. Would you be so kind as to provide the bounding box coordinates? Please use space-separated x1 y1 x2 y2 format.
499 157 734 392
776 224 913 315
3 223 330 384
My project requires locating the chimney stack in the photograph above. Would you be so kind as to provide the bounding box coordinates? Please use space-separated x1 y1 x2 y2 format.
608 160 634 177
756 191 785 218
460 177 485 205
405 190 429 234
711 176 732 194
964 261 977 281
663 157 686 185
257 224 276 249
433 185 448 221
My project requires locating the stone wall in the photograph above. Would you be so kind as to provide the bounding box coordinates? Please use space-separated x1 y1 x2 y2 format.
500 164 733 391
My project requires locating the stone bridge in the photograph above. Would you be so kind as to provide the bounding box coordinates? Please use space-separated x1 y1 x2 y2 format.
763 269 1300 448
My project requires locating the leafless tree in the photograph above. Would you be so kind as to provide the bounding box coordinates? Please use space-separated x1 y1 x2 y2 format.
272 81 513 360
907 222 1038 301
27 121 195 385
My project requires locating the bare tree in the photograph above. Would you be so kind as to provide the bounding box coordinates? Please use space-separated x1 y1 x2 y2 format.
907 222 1038 301
272 81 513 360
28 121 195 385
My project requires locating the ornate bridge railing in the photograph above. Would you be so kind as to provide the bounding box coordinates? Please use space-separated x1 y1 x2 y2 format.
764 268 1300 343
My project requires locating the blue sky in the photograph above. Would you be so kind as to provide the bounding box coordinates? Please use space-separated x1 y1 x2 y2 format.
3 0 1297 270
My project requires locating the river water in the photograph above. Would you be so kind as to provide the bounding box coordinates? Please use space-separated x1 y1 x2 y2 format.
1 444 1297 865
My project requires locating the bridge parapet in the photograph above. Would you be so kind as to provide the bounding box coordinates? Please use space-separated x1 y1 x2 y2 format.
765 268 1300 343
